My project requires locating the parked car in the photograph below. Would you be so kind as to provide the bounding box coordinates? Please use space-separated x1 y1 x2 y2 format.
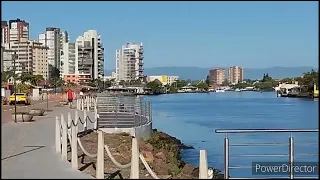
9 93 31 105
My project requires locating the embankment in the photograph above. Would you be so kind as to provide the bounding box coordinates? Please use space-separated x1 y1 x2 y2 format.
67 129 224 179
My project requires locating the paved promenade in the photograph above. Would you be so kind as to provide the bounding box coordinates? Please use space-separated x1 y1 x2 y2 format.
1 104 94 178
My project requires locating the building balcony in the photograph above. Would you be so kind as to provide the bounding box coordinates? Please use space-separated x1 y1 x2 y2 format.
138 61 144 65
139 50 143 54
138 56 144 59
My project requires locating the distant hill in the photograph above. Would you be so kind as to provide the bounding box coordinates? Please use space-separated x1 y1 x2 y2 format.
105 66 317 80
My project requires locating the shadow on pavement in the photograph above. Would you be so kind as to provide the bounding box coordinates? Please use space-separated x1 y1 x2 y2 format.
1 145 45 161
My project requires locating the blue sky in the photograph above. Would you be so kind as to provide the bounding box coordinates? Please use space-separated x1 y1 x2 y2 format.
2 1 318 70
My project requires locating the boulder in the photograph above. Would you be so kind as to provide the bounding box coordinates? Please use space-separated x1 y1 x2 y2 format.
28 109 45 116
11 113 34 122
142 151 154 163
155 151 166 161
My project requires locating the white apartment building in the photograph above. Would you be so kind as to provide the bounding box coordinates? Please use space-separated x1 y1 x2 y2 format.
75 30 104 79
60 42 76 77
8 38 48 78
116 43 144 82
228 66 244 84
147 75 179 86
2 48 15 72
38 27 69 78
1 19 29 45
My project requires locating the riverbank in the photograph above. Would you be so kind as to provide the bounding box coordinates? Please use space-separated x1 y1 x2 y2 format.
68 129 224 179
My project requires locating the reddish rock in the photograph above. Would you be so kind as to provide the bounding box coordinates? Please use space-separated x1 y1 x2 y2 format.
142 151 154 163
140 142 154 151
155 151 166 161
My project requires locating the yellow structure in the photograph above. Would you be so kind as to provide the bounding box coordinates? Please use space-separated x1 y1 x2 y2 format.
314 84 319 98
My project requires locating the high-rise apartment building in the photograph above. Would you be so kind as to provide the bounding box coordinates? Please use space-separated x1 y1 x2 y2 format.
38 27 69 78
32 45 49 79
1 19 29 45
9 38 48 77
115 43 144 82
228 66 243 84
60 42 76 76
75 30 104 79
209 68 225 86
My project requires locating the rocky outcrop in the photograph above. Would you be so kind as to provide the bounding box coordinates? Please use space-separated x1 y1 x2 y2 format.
68 129 224 179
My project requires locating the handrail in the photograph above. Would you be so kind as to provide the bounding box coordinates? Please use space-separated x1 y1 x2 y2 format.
215 128 319 179
215 129 319 133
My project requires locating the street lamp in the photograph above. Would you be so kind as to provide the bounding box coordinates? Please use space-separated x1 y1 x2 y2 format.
13 52 17 123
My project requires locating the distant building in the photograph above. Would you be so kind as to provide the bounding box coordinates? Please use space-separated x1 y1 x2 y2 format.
2 48 15 72
75 30 104 79
60 42 76 77
209 68 225 86
116 43 144 82
147 75 179 86
63 73 91 85
228 66 243 84
1 19 29 45
9 38 48 77
103 72 117 81
38 27 69 78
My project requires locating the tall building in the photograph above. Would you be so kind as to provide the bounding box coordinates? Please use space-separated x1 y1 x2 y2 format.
9 38 48 77
1 19 29 45
228 66 243 84
32 44 49 80
60 42 76 76
75 30 104 79
38 27 69 78
116 42 144 81
209 68 225 86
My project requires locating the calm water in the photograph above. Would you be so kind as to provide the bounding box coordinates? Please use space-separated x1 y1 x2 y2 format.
145 92 319 178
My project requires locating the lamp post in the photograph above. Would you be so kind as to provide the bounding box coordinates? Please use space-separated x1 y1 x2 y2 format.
13 52 17 123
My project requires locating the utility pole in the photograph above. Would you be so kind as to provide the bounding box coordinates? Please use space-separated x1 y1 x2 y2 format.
13 52 17 123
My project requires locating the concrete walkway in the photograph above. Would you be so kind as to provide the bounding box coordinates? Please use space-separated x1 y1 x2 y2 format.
1 105 95 179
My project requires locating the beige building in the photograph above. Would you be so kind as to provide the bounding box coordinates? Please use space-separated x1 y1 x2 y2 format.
209 68 225 85
32 44 49 79
9 38 48 78
228 66 243 84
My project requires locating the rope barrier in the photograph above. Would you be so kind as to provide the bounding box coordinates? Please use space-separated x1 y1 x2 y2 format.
104 144 131 169
77 137 97 158
139 154 160 179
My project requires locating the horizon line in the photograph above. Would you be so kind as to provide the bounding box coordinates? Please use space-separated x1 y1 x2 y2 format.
105 65 318 71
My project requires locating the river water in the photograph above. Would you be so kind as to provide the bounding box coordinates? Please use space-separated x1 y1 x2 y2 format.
145 92 319 178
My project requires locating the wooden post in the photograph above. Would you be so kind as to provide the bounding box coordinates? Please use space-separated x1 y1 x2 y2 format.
130 137 139 179
61 114 68 160
199 150 208 179
71 120 78 169
55 116 61 153
83 110 87 131
96 130 104 179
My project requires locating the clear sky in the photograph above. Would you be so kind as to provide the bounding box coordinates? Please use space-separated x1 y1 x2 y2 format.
2 1 318 69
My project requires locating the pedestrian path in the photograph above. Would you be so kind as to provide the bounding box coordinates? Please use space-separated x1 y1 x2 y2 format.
1 105 94 179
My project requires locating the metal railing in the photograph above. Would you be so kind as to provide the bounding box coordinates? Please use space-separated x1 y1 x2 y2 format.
215 129 319 179
96 94 152 128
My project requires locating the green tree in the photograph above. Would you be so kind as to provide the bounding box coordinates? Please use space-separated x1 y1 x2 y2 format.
262 73 272 82
298 69 318 92
196 82 209 91
205 75 210 86
176 79 187 88
146 79 163 94
280 77 293 83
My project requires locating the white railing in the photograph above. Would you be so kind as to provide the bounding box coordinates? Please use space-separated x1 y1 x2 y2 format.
55 95 213 179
